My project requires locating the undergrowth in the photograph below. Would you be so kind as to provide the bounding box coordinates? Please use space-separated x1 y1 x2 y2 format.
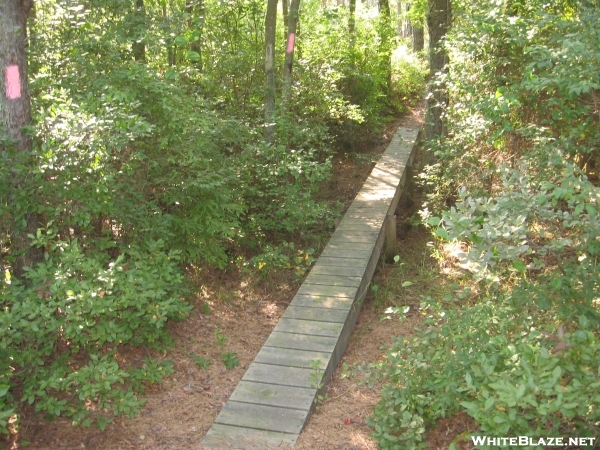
368 0 599 448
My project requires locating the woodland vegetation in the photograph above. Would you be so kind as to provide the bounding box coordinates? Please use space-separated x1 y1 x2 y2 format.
368 0 600 447
0 0 426 437
1 0 599 447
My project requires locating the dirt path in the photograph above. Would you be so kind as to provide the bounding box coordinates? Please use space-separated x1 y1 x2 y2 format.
8 104 430 450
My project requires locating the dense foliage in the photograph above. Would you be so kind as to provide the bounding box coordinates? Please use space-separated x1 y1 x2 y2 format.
0 0 426 434
370 0 599 447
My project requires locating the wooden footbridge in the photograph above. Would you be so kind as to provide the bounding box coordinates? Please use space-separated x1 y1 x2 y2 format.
200 127 419 449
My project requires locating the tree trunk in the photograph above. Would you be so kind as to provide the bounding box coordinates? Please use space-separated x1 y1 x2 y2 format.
264 0 278 141
403 3 412 37
282 0 289 40
378 0 392 95
397 1 402 37
163 3 175 66
282 0 300 107
132 0 146 62
424 0 451 162
378 0 391 24
412 25 424 51
0 0 42 280
349 0 356 33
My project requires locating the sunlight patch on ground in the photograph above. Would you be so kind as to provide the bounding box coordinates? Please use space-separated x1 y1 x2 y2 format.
351 430 377 449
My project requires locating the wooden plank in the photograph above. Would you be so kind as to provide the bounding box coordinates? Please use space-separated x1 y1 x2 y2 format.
365 172 401 187
273 318 344 337
347 199 390 210
201 424 297 449
290 294 355 310
215 402 306 435
296 284 357 297
229 381 316 411
318 247 372 259
264 332 338 353
327 231 379 243
242 363 320 389
316 256 370 267
355 190 396 202
309 264 366 277
335 221 382 232
303 273 362 288
323 241 374 251
357 180 397 192
282 305 348 322
384 214 397 263
329 307 365 377
323 240 377 252
342 211 388 222
255 346 330 370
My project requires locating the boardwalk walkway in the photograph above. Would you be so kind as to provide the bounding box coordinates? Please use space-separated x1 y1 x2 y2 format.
200 127 419 449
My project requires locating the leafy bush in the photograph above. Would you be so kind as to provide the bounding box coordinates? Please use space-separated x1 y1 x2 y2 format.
391 44 428 105
370 0 600 447
0 237 189 430
369 291 600 449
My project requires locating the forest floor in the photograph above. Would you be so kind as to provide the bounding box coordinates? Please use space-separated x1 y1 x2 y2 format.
9 103 476 450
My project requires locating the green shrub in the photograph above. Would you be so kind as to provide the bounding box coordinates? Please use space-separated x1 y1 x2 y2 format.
369 291 600 449
370 0 600 447
0 237 190 431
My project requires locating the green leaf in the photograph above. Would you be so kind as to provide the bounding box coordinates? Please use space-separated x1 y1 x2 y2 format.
426 216 441 226
573 330 588 341
552 366 562 381
174 36 188 47
512 260 526 274
401 281 413 288
585 204 597 216
493 415 506 424
484 396 495 411
187 51 201 62
435 227 449 240
165 69 178 80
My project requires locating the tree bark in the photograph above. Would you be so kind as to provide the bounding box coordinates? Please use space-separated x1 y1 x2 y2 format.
402 3 412 37
378 0 392 95
163 2 175 66
0 0 42 280
282 0 289 40
424 0 451 162
412 25 424 51
349 0 356 33
282 0 300 107
264 0 278 141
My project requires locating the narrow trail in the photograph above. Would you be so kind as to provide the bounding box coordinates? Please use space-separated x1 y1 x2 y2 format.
294 103 426 450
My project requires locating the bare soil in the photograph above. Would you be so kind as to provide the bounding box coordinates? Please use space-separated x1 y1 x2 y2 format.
5 103 478 450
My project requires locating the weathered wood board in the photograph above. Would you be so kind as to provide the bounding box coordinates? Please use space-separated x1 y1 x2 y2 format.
199 127 418 448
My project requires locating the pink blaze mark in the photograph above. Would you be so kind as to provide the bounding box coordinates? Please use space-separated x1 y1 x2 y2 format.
5 65 22 99
287 33 296 53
